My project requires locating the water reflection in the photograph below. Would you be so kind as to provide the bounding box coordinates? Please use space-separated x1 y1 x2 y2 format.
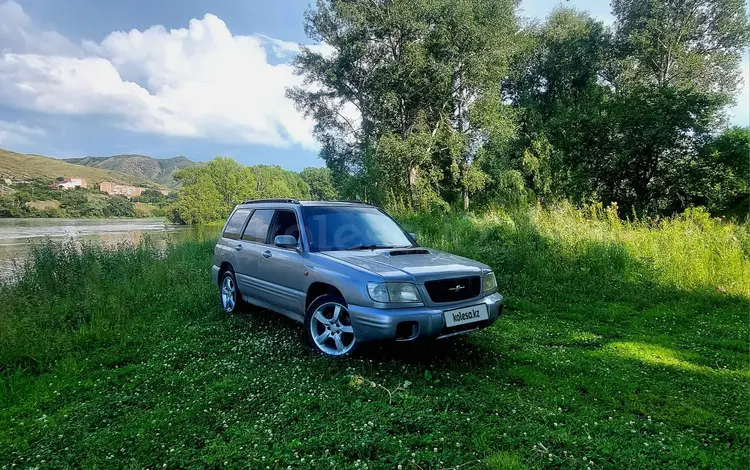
0 218 216 280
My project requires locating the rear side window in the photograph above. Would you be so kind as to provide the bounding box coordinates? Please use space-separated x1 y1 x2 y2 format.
242 209 275 243
223 209 250 240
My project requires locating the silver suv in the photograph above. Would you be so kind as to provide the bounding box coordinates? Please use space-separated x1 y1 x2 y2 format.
212 199 503 356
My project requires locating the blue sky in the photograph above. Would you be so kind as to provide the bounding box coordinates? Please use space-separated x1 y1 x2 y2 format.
0 0 747 171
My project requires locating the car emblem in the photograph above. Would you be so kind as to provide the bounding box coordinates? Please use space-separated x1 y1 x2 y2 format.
449 284 465 292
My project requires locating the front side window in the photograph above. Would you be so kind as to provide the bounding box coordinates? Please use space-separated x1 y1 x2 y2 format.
242 209 275 243
222 209 250 240
302 206 414 252
268 210 300 242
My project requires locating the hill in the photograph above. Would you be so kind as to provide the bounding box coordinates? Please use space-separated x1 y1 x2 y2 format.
64 154 198 188
0 148 164 188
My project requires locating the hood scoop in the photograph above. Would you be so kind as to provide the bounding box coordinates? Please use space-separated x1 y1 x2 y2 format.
388 249 430 256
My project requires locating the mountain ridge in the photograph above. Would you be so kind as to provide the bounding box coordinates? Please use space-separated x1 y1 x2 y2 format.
0 148 166 189
64 154 199 188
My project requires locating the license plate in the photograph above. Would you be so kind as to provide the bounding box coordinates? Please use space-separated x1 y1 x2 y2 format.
443 304 488 327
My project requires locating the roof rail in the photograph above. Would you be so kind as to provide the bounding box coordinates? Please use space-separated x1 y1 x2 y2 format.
329 200 372 205
242 198 300 204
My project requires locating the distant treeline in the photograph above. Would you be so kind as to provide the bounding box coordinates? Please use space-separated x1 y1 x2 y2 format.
168 159 336 224
0 182 172 218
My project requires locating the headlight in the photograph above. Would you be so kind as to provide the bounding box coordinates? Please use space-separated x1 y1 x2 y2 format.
367 282 421 303
367 282 390 302
483 271 497 292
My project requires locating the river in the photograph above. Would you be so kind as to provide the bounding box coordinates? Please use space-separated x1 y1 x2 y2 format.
0 218 213 281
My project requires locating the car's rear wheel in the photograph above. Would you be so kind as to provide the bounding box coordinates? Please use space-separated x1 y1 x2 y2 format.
305 295 357 356
219 270 244 313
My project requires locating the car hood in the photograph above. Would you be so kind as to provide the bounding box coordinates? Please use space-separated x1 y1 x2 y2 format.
322 248 488 281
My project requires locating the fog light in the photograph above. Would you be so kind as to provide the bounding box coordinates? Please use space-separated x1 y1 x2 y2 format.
396 321 419 341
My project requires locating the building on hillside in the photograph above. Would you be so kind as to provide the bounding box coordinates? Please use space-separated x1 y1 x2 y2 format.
99 181 144 198
56 178 87 190
159 189 170 196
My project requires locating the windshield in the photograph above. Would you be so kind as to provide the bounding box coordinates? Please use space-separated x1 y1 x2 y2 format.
302 206 415 252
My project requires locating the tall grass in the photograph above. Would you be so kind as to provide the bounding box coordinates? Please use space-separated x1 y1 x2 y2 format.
401 204 750 298
0 237 217 373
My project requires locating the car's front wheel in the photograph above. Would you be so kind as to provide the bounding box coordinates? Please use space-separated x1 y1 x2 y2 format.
305 295 357 357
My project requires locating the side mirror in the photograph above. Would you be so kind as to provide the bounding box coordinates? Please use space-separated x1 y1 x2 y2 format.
409 232 417 243
274 235 298 248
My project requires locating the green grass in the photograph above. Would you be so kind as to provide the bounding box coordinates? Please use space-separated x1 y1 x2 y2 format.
1 205 748 469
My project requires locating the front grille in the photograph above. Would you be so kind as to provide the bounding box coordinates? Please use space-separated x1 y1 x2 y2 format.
424 276 481 303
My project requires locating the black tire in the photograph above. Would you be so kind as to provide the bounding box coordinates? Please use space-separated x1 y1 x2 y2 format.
218 270 246 313
304 294 358 357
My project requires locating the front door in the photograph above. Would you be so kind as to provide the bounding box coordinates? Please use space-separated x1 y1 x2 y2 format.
257 209 307 316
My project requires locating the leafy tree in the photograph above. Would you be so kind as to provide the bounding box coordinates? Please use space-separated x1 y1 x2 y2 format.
502 3 749 214
289 0 517 211
421 0 517 210
693 127 750 213
503 9 615 205
0 193 31 218
172 158 258 224
249 165 311 200
104 195 136 218
170 159 313 224
288 0 436 207
607 0 749 213
59 190 89 217
612 0 749 94
300 167 339 200
171 170 224 224
134 189 168 204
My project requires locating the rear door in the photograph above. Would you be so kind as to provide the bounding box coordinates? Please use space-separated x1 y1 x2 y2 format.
256 209 307 316
217 208 251 277
234 208 275 299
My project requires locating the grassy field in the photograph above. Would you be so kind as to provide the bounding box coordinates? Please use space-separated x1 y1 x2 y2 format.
0 206 748 469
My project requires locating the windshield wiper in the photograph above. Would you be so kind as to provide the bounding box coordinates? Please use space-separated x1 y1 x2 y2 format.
344 244 395 250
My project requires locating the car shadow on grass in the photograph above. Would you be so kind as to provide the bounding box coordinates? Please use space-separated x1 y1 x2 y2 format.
357 335 496 366
235 302 496 367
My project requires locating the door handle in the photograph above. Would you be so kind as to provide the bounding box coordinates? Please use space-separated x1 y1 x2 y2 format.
234 244 242 251
262 250 272 258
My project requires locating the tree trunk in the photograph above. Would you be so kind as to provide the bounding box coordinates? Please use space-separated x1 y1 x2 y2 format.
463 187 469 211
408 166 419 209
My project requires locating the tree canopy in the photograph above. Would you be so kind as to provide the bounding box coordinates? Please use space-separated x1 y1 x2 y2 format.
300 167 339 200
170 159 312 224
288 0 750 216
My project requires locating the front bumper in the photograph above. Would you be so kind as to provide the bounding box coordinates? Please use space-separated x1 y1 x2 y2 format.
348 292 503 342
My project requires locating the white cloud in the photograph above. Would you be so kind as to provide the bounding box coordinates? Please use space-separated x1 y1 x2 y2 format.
0 0 79 56
0 1 322 150
0 120 45 146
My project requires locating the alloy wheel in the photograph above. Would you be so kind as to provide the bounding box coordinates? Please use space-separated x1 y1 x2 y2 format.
309 302 356 355
221 275 236 312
